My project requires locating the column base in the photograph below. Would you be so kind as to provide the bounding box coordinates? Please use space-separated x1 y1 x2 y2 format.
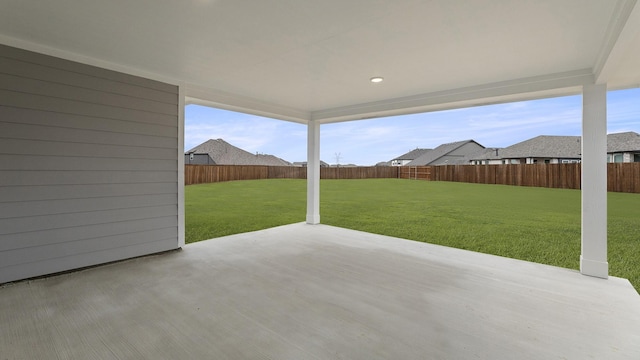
580 255 608 279
306 214 320 224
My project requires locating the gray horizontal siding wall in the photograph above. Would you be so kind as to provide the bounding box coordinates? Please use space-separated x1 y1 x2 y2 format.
0 45 179 283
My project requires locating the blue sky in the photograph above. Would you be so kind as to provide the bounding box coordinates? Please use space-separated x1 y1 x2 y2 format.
185 88 640 166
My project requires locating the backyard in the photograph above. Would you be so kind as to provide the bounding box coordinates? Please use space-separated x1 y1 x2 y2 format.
185 179 640 292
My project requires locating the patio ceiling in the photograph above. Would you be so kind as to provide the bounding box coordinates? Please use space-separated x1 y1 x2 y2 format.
1 0 640 123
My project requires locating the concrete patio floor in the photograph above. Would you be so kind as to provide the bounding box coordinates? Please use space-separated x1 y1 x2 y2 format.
1 223 639 359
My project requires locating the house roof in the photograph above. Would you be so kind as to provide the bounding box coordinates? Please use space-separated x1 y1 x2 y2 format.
187 139 290 166
500 136 582 159
392 148 431 161
466 148 504 161
3 2 640 123
406 140 482 166
499 132 640 159
607 131 640 152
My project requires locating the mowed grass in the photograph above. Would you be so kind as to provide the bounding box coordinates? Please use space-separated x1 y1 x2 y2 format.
185 179 640 291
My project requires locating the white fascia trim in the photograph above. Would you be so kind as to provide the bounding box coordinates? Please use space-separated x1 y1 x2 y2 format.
595 0 640 84
311 69 594 124
185 85 310 124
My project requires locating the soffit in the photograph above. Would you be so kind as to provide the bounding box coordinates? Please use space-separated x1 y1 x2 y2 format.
1 0 638 122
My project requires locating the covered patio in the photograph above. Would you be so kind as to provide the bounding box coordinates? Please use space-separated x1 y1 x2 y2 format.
2 1 640 358
2 223 639 359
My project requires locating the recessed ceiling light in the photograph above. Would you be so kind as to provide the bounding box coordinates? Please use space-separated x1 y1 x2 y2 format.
370 77 384 83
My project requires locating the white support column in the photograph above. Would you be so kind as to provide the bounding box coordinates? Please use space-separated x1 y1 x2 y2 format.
581 84 608 278
306 121 320 224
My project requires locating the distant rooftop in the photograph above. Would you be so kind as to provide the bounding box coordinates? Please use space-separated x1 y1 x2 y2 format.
187 139 291 166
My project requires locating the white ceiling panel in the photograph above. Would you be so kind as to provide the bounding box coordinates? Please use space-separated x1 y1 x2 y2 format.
1 0 639 122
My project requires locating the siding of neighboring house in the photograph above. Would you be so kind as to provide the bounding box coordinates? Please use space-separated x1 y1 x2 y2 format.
185 153 214 164
0 45 179 283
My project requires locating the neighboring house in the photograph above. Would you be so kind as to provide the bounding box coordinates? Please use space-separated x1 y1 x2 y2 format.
493 132 640 165
185 139 291 166
406 140 485 166
390 148 431 166
499 136 582 164
607 131 640 163
466 148 504 165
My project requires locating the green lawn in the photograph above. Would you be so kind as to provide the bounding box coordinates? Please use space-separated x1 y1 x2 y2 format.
185 179 640 292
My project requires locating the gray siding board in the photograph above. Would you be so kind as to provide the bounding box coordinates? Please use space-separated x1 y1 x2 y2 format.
0 205 177 236
0 57 178 104
0 44 176 94
0 217 178 252
0 122 177 149
0 107 177 137
0 90 177 126
0 170 177 186
1 228 177 268
0 183 177 202
0 194 177 219
0 73 178 116
0 45 179 283
0 238 178 284
0 138 176 160
0 155 177 171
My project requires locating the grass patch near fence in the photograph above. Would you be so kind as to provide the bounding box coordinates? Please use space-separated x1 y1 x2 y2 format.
185 179 640 292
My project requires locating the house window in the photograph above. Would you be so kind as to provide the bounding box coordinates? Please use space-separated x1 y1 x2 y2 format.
614 153 623 163
635 154 640 162
544 159 550 164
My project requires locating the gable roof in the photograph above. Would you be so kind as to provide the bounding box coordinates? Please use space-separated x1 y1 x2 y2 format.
607 131 640 153
466 147 504 161
392 148 431 161
406 140 483 166
186 139 290 166
500 136 581 159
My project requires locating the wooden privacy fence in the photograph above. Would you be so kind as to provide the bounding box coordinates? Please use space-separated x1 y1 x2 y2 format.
185 165 400 185
399 163 640 193
186 163 640 193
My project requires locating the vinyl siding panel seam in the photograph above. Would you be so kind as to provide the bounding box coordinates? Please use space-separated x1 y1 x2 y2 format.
0 183 178 202
0 120 177 148
0 106 177 137
0 72 178 115
0 227 178 259
0 90 177 126
0 217 179 252
0 194 179 219
0 138 177 160
0 205 178 236
0 88 177 122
